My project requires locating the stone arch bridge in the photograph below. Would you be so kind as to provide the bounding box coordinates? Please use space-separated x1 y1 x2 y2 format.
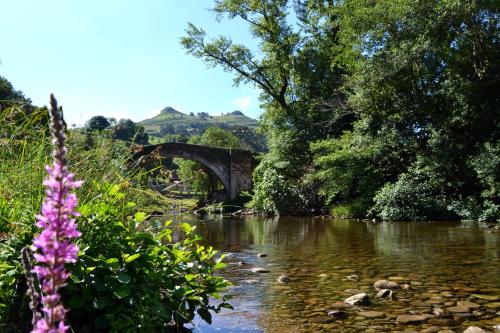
133 142 257 200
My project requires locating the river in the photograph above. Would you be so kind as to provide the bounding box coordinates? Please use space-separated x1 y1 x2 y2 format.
173 216 500 332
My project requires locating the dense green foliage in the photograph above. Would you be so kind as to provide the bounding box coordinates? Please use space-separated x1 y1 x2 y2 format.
183 0 500 220
0 81 230 331
110 118 149 144
86 115 111 131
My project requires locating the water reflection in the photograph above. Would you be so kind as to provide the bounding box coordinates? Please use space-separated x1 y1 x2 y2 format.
177 216 499 332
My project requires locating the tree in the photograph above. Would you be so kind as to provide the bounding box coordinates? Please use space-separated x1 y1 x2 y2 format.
86 116 110 132
0 76 31 110
181 0 351 213
230 125 267 152
111 119 149 144
313 0 500 219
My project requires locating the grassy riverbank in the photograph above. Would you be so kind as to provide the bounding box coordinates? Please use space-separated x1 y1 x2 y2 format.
0 105 231 331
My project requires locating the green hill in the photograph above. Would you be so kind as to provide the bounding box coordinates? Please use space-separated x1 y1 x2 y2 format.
139 107 266 151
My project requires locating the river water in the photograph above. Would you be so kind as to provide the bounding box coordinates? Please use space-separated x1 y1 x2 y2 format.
177 216 500 332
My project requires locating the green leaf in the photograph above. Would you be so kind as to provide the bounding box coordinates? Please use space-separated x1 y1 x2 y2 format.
123 253 141 263
68 296 85 309
197 308 212 325
108 184 120 196
117 273 131 284
184 274 196 281
93 298 109 310
214 262 226 270
219 302 234 310
180 222 192 233
78 204 91 218
134 211 147 223
114 285 130 299
105 258 120 270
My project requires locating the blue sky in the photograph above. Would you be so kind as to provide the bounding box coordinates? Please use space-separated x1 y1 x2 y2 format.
0 0 263 126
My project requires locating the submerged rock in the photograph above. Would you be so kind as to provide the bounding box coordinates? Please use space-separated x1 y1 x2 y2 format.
374 279 400 290
432 308 447 317
457 301 480 308
344 293 370 306
358 311 385 318
485 302 500 309
446 306 470 313
463 327 487 333
395 314 429 324
251 267 270 273
327 310 348 319
376 289 393 299
472 294 499 301
344 288 363 295
346 274 359 281
277 274 290 283
308 316 333 324
331 301 352 309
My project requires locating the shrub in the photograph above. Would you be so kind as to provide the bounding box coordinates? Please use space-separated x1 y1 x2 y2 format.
251 160 306 215
65 183 231 332
468 141 500 221
331 200 367 219
371 165 452 221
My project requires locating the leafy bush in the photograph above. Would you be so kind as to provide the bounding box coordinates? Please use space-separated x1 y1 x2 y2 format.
468 141 500 221
371 164 452 221
65 183 231 332
250 159 306 215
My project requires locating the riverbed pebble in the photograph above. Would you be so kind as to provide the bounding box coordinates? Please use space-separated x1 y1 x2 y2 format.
463 327 487 333
420 326 441 333
358 311 385 318
376 288 393 299
458 301 480 308
472 294 499 301
344 293 371 306
327 310 348 319
396 314 429 324
374 279 401 290
251 267 270 273
277 274 290 283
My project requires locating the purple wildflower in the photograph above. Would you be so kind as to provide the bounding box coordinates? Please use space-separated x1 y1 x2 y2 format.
31 94 82 333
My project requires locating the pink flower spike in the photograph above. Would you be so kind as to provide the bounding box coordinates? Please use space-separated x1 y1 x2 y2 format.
31 94 82 332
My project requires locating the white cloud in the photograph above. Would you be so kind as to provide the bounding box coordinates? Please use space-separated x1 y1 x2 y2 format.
232 96 251 111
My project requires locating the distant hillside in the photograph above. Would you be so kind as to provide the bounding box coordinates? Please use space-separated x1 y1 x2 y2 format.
139 107 266 151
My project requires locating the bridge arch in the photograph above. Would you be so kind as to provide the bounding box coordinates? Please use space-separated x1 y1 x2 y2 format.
133 142 256 200
161 151 231 198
